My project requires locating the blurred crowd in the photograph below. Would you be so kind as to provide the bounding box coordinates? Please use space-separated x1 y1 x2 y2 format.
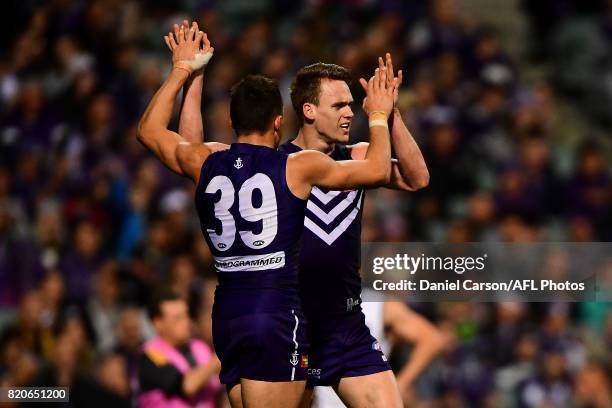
0 0 610 407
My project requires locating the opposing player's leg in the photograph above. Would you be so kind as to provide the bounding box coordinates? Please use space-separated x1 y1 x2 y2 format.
227 383 244 408
336 371 402 408
241 379 306 408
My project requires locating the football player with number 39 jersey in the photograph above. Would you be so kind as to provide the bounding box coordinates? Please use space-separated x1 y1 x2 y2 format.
140 22 398 408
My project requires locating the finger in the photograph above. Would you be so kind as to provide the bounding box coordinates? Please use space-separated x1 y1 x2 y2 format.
371 69 378 92
188 23 196 41
383 68 389 91
398 69 403 86
368 74 375 93
174 24 181 43
164 36 172 51
386 53 394 81
196 30 204 48
378 56 384 71
168 31 178 49
359 78 368 92
378 67 387 91
392 77 400 95
383 68 390 91
203 32 211 50
183 20 189 28
373 68 380 91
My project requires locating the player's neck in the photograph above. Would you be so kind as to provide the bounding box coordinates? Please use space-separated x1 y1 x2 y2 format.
236 131 276 149
293 127 334 155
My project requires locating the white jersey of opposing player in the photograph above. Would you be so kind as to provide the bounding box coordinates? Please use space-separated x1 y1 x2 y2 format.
312 290 390 408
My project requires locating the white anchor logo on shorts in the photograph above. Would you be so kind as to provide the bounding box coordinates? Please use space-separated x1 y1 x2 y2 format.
290 351 299 366
234 157 243 169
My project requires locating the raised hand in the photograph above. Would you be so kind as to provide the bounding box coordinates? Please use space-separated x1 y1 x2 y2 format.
359 66 396 119
164 20 214 73
378 53 403 107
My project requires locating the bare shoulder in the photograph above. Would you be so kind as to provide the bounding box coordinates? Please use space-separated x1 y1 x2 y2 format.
287 149 328 165
176 142 212 182
286 150 332 200
347 142 370 160
206 142 230 153
287 150 333 173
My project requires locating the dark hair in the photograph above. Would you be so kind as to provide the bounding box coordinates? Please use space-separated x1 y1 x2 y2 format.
147 289 182 320
290 63 351 126
229 75 283 136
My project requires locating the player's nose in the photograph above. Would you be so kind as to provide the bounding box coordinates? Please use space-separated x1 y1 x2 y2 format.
344 106 354 119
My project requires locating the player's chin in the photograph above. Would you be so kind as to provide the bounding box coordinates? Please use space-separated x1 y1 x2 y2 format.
334 130 350 143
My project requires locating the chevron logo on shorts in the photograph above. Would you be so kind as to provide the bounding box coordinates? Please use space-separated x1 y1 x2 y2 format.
304 187 364 245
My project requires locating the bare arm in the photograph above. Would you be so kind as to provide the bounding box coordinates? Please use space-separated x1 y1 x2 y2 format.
165 21 212 144
182 354 221 397
388 107 429 190
383 302 446 389
383 53 428 190
289 126 390 196
179 72 204 142
139 24 213 181
350 111 429 192
354 54 429 191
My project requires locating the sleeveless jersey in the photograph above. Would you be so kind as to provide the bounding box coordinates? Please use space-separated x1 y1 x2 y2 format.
278 140 364 327
195 143 306 319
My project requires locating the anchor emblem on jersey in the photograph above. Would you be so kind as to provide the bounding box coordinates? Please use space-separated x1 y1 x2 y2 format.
234 157 244 169
290 351 299 366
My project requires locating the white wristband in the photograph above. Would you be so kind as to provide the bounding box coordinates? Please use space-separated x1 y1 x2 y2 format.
179 51 214 71
369 119 388 129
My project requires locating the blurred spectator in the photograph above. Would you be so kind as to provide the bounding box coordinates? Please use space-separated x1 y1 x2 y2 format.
573 361 612 408
86 261 122 352
516 345 573 408
114 307 147 392
59 220 106 304
138 290 221 407
95 353 132 406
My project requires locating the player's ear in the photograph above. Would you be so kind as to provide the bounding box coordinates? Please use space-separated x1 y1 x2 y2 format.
273 115 283 131
303 103 316 122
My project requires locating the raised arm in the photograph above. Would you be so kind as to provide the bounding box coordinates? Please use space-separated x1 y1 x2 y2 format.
138 24 214 181
353 53 429 191
288 67 395 198
165 21 211 144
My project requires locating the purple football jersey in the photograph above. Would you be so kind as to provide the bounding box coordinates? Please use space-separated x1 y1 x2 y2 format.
278 140 364 327
195 143 306 319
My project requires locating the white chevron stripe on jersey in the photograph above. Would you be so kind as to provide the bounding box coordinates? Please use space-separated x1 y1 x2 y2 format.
304 191 363 245
310 187 342 205
306 190 358 225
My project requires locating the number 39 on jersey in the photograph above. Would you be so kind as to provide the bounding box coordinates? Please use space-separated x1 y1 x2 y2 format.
204 173 278 251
